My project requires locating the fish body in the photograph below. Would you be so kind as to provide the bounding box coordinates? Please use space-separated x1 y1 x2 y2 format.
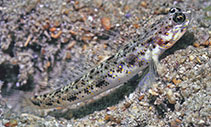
30 7 191 109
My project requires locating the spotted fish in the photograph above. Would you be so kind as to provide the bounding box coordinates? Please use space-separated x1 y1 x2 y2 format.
27 7 191 109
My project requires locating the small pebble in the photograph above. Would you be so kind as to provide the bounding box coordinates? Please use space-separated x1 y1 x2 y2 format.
103 43 107 49
63 9 70 15
140 1 147 8
133 23 140 29
24 35 31 47
193 42 200 47
82 44 87 51
196 57 202 64
4 119 18 127
54 20 60 27
189 55 195 61
201 40 209 46
107 106 117 111
69 30 77 36
166 89 176 104
139 102 149 107
209 38 211 46
101 17 111 31
138 95 145 101
175 118 182 124
45 61 51 69
51 31 62 39
43 21 50 29
170 120 180 127
65 51 71 60
67 41 76 50
104 114 112 121
172 78 182 85
50 27 57 32
122 102 131 111
148 89 159 96
82 34 93 42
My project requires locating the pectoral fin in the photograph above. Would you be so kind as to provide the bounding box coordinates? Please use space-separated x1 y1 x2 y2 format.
138 59 158 92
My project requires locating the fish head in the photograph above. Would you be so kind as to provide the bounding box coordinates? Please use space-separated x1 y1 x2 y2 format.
155 7 192 49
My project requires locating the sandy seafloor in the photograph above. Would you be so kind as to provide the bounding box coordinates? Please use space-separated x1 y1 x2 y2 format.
0 0 210 127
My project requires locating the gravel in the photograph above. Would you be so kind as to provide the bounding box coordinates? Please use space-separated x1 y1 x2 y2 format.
0 0 210 126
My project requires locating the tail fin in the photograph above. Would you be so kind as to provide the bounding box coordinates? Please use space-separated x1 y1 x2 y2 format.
0 89 50 117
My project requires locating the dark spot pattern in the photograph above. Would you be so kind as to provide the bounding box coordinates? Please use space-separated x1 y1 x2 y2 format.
107 55 115 61
147 38 153 43
96 80 108 88
31 100 41 106
84 88 89 94
127 54 138 65
104 65 108 69
90 68 95 74
54 89 61 95
67 95 77 102
46 102 53 106
140 51 145 55
107 73 112 78
123 45 130 50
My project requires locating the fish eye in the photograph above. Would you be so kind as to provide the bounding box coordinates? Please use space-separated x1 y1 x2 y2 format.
173 12 186 24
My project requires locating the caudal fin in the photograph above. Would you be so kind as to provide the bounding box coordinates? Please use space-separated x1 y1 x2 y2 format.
0 89 50 117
